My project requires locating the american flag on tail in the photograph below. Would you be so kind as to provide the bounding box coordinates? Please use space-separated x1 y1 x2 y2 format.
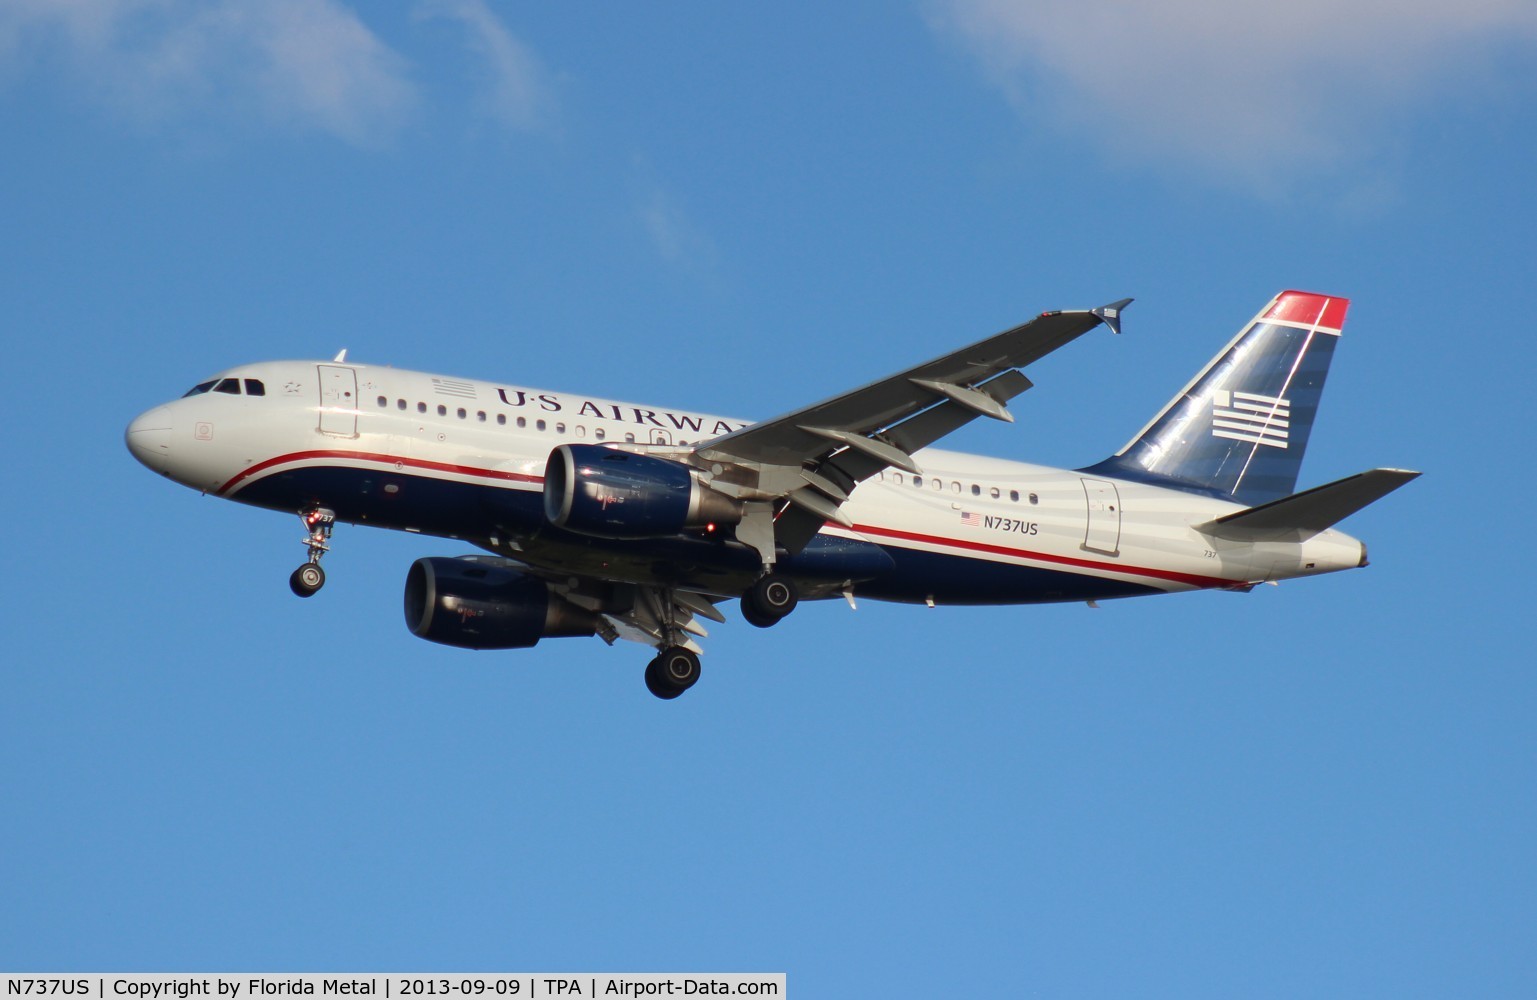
1212 389 1290 449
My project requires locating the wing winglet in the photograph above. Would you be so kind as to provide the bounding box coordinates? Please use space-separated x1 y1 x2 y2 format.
1093 298 1133 336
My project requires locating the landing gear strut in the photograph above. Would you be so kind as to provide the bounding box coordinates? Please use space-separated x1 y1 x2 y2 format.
289 507 335 598
740 573 798 628
645 646 701 700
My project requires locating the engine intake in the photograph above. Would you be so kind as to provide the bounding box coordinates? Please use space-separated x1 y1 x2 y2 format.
404 557 599 650
543 443 741 539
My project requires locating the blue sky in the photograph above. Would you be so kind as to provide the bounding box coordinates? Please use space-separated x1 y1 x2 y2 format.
2 1 1534 994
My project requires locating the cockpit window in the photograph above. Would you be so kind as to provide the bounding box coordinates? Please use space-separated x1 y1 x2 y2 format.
214 378 241 394
244 379 266 396
183 380 217 397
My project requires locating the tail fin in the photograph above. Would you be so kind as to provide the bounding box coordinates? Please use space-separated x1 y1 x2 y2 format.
1084 290 1347 505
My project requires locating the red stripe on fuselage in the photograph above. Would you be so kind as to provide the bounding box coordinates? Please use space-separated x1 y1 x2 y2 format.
225 451 1238 590
843 522 1235 590
218 450 543 496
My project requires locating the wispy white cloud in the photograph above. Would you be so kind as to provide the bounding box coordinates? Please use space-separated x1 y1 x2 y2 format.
227 1 417 143
418 0 550 131
0 0 417 144
637 186 716 271
932 0 1537 189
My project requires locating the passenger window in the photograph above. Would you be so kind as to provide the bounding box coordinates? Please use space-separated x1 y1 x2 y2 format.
417 402 426 414
555 422 566 434
625 433 636 443
913 476 923 488
245 380 266 397
182 380 217 397
932 478 942 491
971 484 981 496
1029 493 1040 505
477 411 486 422
951 481 961 493
537 419 547 432
577 425 587 438
457 408 467 419
892 473 903 485
214 378 241 395
990 487 1001 499
517 416 527 428
377 396 388 407
497 414 506 426
1010 490 1020 502
397 399 407 410
595 428 606 441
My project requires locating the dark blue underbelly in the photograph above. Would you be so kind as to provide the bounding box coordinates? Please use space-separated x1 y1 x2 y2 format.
230 465 1152 605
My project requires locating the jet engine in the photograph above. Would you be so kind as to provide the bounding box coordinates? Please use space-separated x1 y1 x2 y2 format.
403 557 600 650
543 443 741 539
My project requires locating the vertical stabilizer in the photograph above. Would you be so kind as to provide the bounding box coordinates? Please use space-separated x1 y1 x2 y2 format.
1084 291 1347 505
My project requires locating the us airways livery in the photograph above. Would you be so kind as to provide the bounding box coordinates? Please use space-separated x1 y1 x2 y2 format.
126 291 1416 699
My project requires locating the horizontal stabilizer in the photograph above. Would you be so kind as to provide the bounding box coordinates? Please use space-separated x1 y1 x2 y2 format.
1199 468 1420 541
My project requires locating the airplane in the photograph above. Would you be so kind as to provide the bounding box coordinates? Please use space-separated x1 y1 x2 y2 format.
125 290 1417 699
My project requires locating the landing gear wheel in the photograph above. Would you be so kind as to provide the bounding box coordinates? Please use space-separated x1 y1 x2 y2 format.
644 658 682 700
738 599 777 629
742 574 798 627
645 647 701 699
291 508 336 597
289 562 325 598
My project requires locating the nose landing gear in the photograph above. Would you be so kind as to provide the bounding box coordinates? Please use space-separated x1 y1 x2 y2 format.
289 508 335 598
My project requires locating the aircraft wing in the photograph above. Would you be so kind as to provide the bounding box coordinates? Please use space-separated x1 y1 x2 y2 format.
692 300 1130 556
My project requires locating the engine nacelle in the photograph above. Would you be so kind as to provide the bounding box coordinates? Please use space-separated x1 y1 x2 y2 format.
543 443 741 539
403 557 600 650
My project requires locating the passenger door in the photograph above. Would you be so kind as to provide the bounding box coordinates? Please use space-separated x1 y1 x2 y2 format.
317 365 358 437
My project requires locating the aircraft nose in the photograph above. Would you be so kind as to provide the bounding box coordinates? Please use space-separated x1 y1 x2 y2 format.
126 405 173 473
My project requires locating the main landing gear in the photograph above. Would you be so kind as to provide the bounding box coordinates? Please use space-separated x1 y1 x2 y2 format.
642 574 799 699
288 507 335 598
739 573 799 629
644 646 701 700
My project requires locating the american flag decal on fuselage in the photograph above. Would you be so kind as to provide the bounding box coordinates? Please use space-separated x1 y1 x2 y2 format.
1212 389 1290 448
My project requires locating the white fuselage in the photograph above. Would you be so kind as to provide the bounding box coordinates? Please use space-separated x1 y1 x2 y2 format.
126 359 1367 606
